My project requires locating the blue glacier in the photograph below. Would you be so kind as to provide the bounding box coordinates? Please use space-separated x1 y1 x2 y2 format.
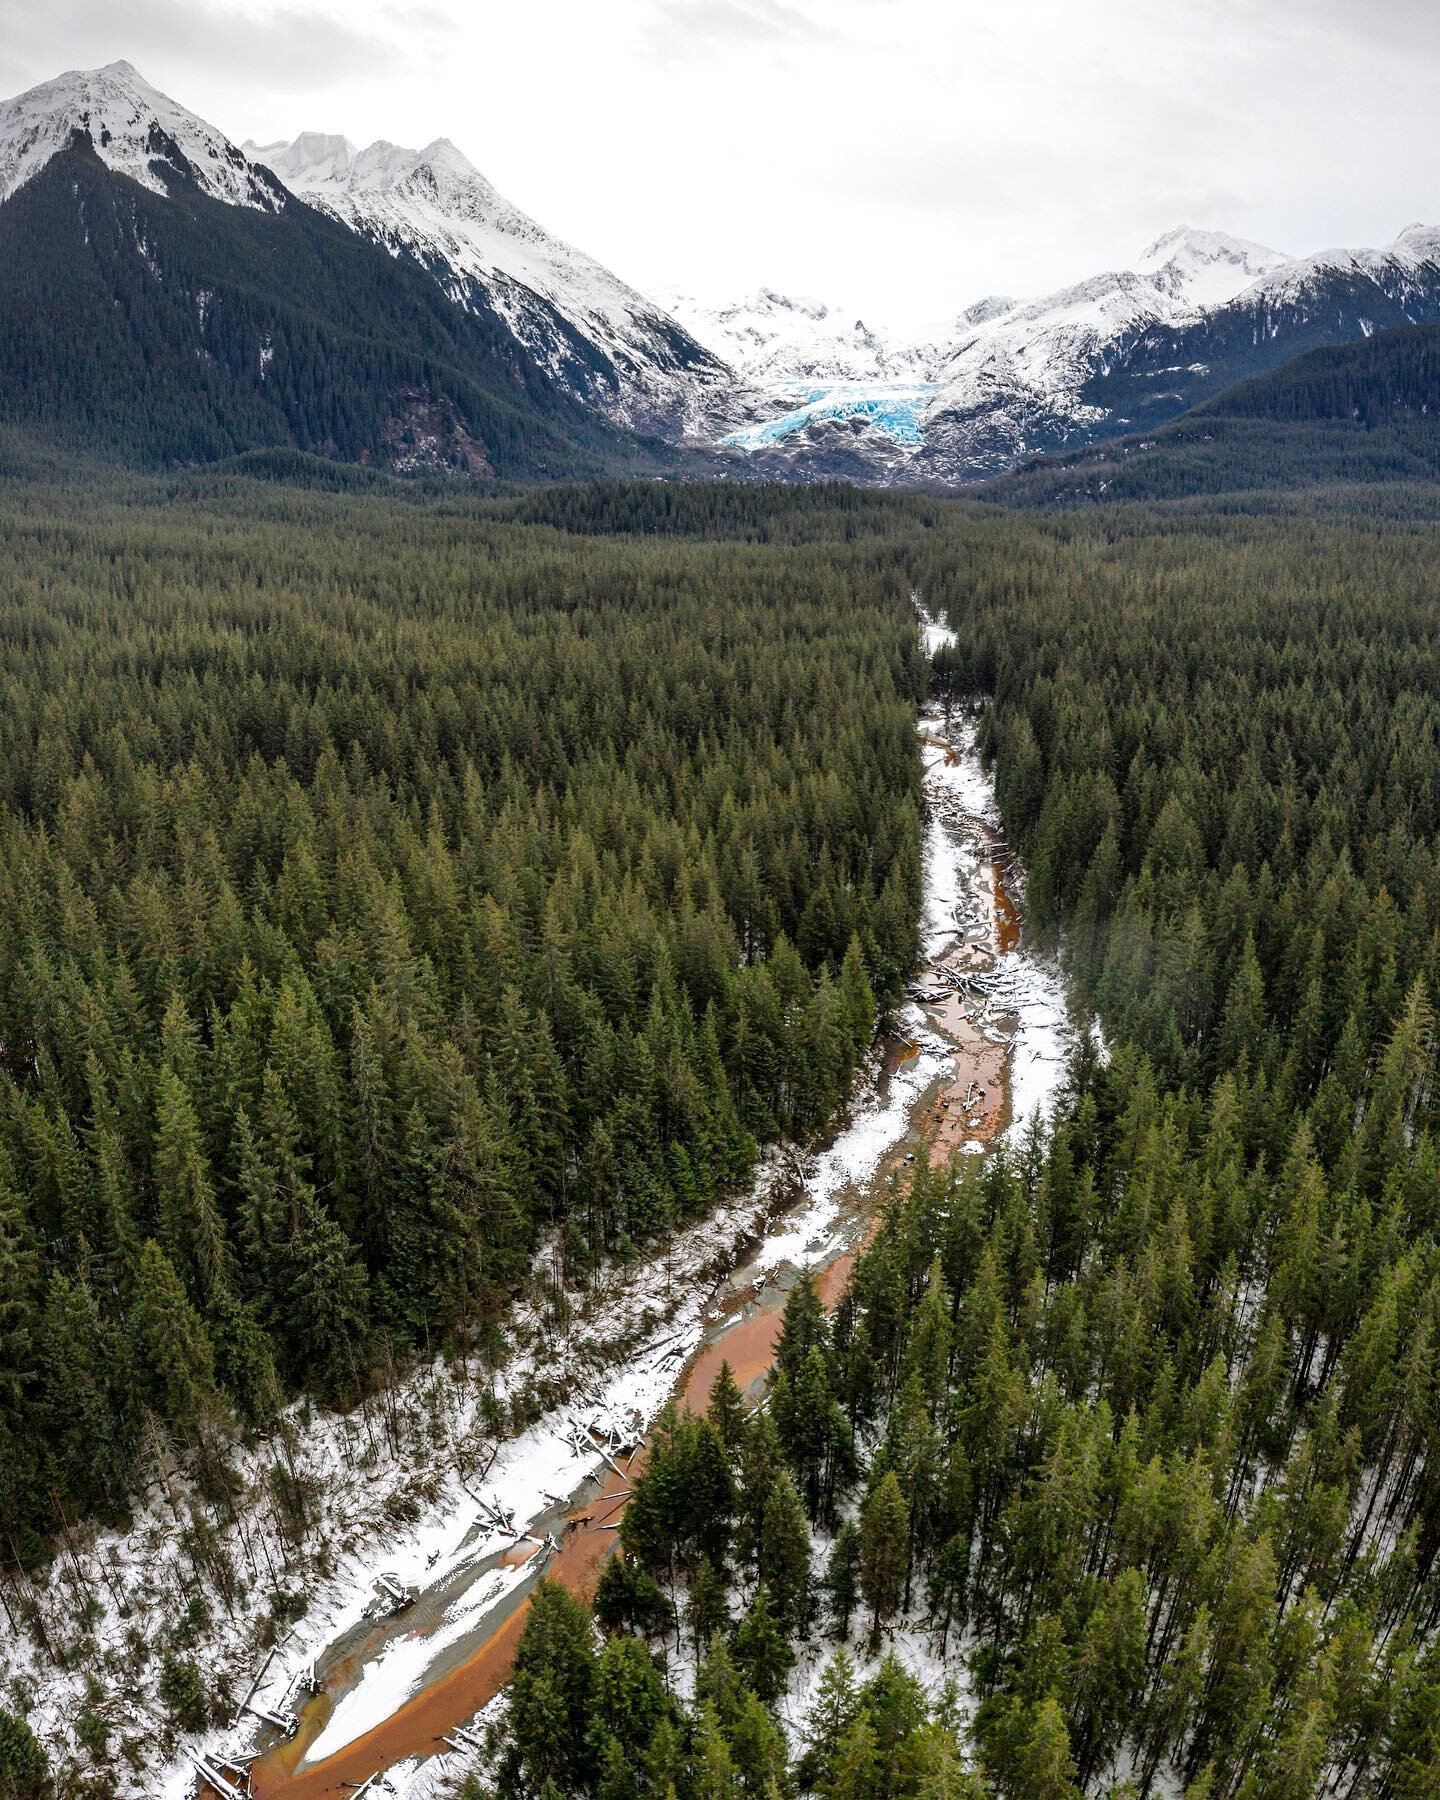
726 382 940 450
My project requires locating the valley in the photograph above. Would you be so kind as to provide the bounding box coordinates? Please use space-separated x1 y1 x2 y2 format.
6 475 1440 1797
3 25 1440 1800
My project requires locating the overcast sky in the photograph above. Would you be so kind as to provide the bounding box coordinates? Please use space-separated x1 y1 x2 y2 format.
1 0 1435 325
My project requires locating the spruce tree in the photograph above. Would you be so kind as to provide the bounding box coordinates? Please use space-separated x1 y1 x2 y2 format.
859 1470 908 1649
826 1519 862 1640
731 1586 794 1705
707 1358 748 1452
508 1581 597 1793
758 1468 813 1634
130 1239 218 1433
0 1706 48 1799
826 1710 880 1800
691 1700 740 1800
687 1557 731 1660
801 1649 859 1791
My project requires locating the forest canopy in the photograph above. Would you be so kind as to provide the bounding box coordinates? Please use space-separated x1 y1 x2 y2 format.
0 472 930 1555
7 467 1440 1799
488 487 1440 1799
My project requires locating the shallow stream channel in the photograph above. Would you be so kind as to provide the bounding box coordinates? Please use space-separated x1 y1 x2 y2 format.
194 609 1073 1800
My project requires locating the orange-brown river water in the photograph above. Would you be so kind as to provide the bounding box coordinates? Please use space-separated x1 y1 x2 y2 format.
239 712 1031 1798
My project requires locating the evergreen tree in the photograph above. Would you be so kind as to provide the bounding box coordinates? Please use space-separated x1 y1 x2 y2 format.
758 1468 813 1634
152 1068 231 1307
1009 1698 1083 1800
688 1557 731 1660
507 1581 597 1793
859 1471 908 1649
826 1710 880 1800
589 1631 666 1762
708 1359 748 1453
692 1701 741 1800
129 1239 219 1432
825 1520 862 1641
731 1586 794 1705
0 1707 48 1800
800 1649 860 1792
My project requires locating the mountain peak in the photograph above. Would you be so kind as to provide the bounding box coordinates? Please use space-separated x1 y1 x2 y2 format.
0 61 283 211
241 119 733 435
402 138 504 205
244 130 357 190
660 286 934 386
1393 221 1440 256
257 131 496 206
417 136 467 166
1135 225 1292 308
956 294 1018 329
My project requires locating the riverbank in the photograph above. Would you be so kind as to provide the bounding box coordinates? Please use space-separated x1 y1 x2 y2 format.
231 675 1071 1797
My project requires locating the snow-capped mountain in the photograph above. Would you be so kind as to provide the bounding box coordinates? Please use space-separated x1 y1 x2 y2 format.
1073 222 1440 447
662 228 1306 478
1234 221 1440 311
656 287 961 469
1133 226 1292 306
244 132 741 439
0 60 284 212
657 286 940 385
695 223 1440 483
4 57 1439 488
915 228 1296 475
665 232 1288 397
0 62 678 480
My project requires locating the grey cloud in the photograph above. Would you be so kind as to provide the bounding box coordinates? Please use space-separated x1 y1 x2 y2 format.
643 0 839 59
0 0 437 101
1242 0 1440 56
376 4 460 40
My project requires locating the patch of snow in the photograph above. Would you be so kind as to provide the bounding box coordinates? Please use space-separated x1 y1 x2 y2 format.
746 1013 952 1284
302 1565 523 1766
919 705 1072 1141
917 596 958 659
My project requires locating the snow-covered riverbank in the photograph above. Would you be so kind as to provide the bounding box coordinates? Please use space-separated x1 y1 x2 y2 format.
9 611 1075 1800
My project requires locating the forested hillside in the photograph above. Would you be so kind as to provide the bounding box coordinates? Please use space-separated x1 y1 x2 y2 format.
0 473 929 1563
486 498 1440 1798
0 145 659 478
989 323 1440 505
1076 254 1440 445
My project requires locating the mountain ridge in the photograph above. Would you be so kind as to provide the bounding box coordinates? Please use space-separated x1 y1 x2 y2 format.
0 93 669 478
982 320 1440 505
243 129 745 439
667 224 1440 483
0 60 285 212
3 58 1439 490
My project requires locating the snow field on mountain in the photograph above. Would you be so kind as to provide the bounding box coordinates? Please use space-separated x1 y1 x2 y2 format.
0 61 282 210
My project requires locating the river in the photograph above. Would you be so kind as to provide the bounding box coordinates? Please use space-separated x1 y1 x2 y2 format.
210 624 1070 1800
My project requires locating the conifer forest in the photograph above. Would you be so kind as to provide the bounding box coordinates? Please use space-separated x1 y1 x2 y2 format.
4 466 1440 1799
